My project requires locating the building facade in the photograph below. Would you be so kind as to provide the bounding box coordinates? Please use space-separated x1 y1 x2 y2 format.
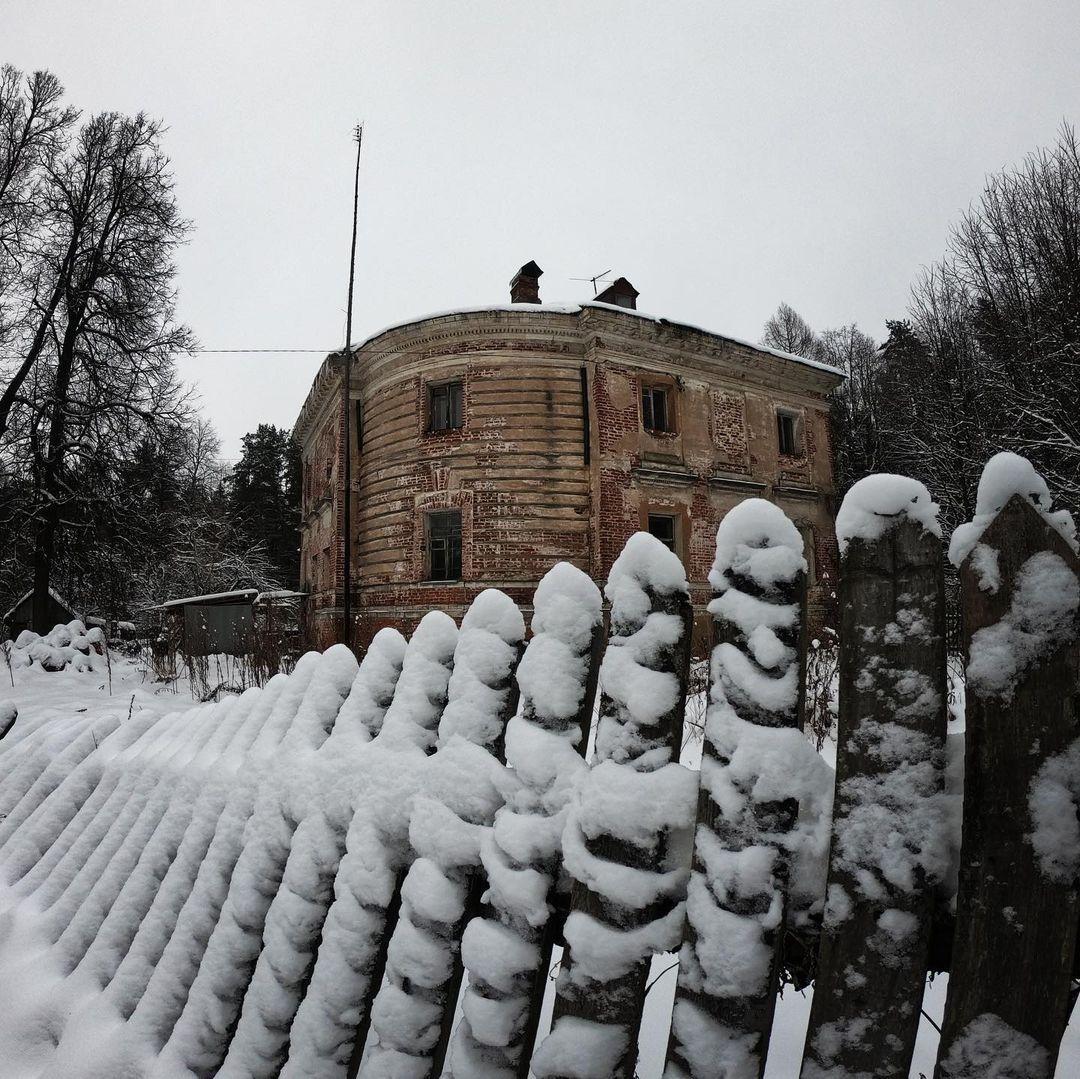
294 265 844 651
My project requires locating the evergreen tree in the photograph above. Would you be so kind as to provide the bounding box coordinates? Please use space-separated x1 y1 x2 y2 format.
228 424 301 589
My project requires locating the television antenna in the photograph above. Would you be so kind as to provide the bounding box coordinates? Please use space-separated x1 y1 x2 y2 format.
570 269 612 296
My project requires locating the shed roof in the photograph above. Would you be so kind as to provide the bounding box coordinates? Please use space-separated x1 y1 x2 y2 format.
153 588 260 610
2 586 80 624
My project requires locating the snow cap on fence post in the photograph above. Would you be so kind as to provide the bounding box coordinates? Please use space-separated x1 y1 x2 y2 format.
451 563 604 1078
280 643 358 752
376 610 458 751
537 532 696 1079
594 530 692 766
437 588 525 751
834 473 941 555
948 451 1078 570
666 499 832 1079
330 627 407 743
707 498 807 726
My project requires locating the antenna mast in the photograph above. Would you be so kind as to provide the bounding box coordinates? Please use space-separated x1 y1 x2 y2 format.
341 123 362 647
570 269 612 296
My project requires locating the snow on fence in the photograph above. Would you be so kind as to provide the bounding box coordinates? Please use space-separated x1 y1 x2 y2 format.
0 452 1077 1079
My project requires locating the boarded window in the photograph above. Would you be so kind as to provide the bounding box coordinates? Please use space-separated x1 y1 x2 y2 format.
641 385 672 433
647 513 678 554
777 410 801 456
429 382 464 433
428 510 462 581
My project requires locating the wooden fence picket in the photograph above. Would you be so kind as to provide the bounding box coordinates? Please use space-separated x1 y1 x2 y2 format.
539 535 694 1079
448 563 606 1079
366 591 526 1078
801 515 947 1079
935 495 1080 1077
344 610 459 1078
512 616 605 1078
665 500 809 1079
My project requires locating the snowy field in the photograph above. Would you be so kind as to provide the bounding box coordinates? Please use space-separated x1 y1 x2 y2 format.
0 647 204 730
1 646 1078 1077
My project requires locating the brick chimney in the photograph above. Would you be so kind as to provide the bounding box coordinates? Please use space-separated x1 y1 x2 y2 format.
594 276 639 310
510 261 543 304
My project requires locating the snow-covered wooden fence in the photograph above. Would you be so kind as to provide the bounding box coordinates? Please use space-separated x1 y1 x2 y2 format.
0 450 1076 1079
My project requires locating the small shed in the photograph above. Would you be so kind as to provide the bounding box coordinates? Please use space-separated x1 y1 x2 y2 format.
3 587 82 639
154 589 259 657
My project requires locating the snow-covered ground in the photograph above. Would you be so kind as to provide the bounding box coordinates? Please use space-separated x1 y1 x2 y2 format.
2 648 1078 1077
0 646 203 732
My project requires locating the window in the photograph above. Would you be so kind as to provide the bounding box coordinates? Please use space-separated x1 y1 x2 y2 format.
647 513 678 554
428 381 464 433
641 385 673 433
427 510 462 581
777 410 801 456
355 400 364 451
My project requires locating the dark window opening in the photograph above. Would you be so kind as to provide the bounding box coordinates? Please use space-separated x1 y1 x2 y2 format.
641 385 673 433
428 510 462 581
428 382 464 433
355 400 364 451
777 411 800 456
647 513 678 554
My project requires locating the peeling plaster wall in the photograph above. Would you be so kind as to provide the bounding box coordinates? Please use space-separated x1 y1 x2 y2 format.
295 307 840 650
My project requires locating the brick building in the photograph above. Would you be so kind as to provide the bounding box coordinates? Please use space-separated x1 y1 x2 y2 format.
293 263 844 650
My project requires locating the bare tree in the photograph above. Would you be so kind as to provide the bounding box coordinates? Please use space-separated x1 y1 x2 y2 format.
820 324 882 495
948 123 1080 511
761 301 825 360
2 106 194 630
0 65 77 405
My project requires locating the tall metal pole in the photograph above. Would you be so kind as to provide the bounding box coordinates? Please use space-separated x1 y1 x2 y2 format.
341 124 362 647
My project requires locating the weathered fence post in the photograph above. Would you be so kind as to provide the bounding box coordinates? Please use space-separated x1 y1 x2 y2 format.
286 609 457 1079
665 499 816 1079
801 476 947 1079
280 628 408 1076
935 454 1080 1078
159 652 342 1073
362 590 525 1077
450 563 604 1078
533 532 695 1079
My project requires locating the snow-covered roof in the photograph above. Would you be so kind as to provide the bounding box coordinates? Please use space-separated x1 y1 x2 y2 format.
296 299 844 442
2 585 80 623
154 588 260 610
346 301 846 379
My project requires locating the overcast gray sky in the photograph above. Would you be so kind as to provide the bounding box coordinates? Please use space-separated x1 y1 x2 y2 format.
6 0 1080 458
